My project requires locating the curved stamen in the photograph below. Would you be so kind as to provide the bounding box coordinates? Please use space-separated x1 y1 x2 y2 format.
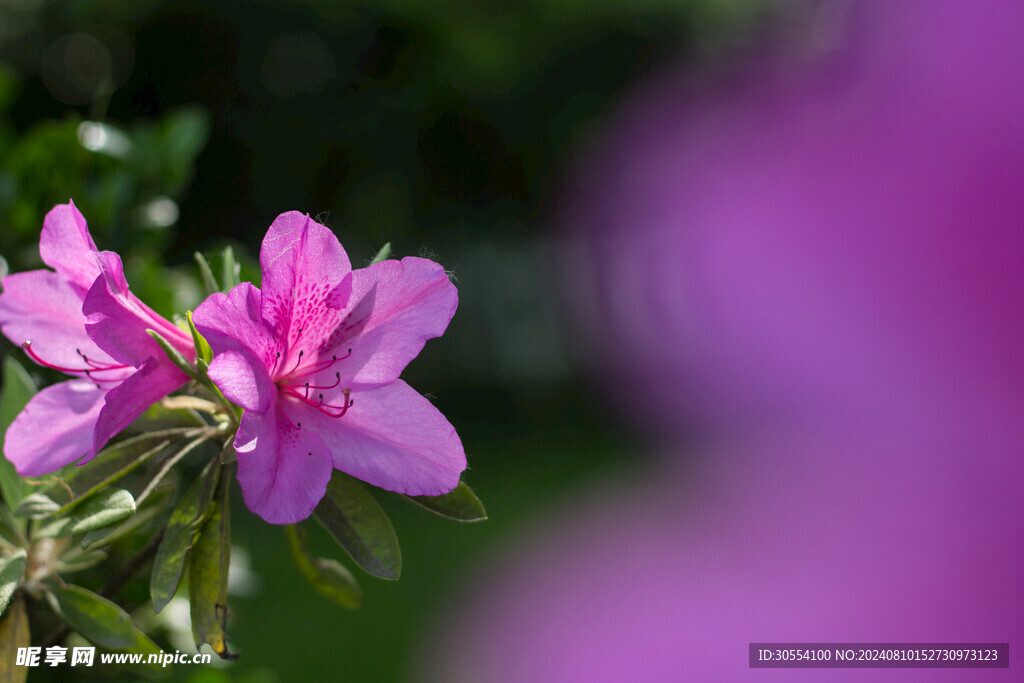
278 348 352 383
22 341 129 383
279 385 353 418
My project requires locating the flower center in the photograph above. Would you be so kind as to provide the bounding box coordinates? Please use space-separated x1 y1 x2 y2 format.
274 347 354 419
22 341 130 389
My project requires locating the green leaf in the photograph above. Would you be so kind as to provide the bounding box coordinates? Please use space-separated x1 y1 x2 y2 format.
51 585 145 650
221 245 240 290
0 597 29 683
369 241 392 265
193 251 220 296
189 463 234 659
314 472 402 580
146 329 201 382
286 525 361 609
187 311 213 364
37 489 136 537
404 481 487 522
0 357 36 507
151 461 220 614
13 493 59 519
45 435 171 512
81 483 171 550
0 505 24 546
56 549 108 574
0 549 27 616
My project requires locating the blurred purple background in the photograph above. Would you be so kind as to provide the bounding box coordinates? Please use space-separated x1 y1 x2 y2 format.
421 2 1024 680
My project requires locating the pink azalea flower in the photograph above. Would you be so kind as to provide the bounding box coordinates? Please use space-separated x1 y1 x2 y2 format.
0 201 195 475
193 212 465 524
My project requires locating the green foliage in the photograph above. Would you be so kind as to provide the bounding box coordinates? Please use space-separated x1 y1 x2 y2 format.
51 584 154 651
0 597 29 683
189 463 235 659
0 549 27 616
151 460 220 613
286 524 362 609
314 471 402 580
0 358 35 507
404 480 487 522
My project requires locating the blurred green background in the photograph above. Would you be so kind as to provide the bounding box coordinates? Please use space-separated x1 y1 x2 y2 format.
0 0 767 680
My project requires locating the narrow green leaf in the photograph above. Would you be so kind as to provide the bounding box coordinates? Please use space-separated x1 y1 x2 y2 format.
404 481 487 522
81 484 171 550
286 525 361 609
0 597 29 683
314 472 402 580
56 549 107 574
151 461 220 613
0 358 36 507
369 241 392 265
46 437 170 513
146 329 202 382
193 251 220 296
37 489 136 537
0 505 24 546
221 245 240 290
51 585 143 649
133 434 211 506
189 463 234 659
0 549 27 616
187 311 213 364
13 493 59 519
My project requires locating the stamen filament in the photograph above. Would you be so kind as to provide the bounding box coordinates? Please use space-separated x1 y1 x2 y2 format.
23 341 129 382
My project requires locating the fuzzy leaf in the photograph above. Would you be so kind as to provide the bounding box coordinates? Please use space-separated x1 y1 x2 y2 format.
38 489 136 537
13 493 59 519
314 472 401 580
286 525 361 608
0 597 29 683
0 357 35 507
189 463 234 659
0 549 27 616
51 585 143 649
151 461 220 613
369 241 392 265
404 481 487 522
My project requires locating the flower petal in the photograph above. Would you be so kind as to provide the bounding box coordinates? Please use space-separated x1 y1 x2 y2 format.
92 357 190 454
38 201 102 295
194 283 279 365
0 270 114 370
4 380 105 476
234 407 333 524
208 350 275 412
259 212 352 350
303 379 465 496
321 257 457 388
82 264 191 368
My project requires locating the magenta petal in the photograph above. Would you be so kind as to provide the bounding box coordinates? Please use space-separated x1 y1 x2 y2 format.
82 266 190 368
93 358 189 454
5 380 105 476
258 212 353 345
0 270 116 370
306 379 465 496
38 201 102 295
194 283 279 366
324 257 458 388
207 350 275 412
234 407 333 524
